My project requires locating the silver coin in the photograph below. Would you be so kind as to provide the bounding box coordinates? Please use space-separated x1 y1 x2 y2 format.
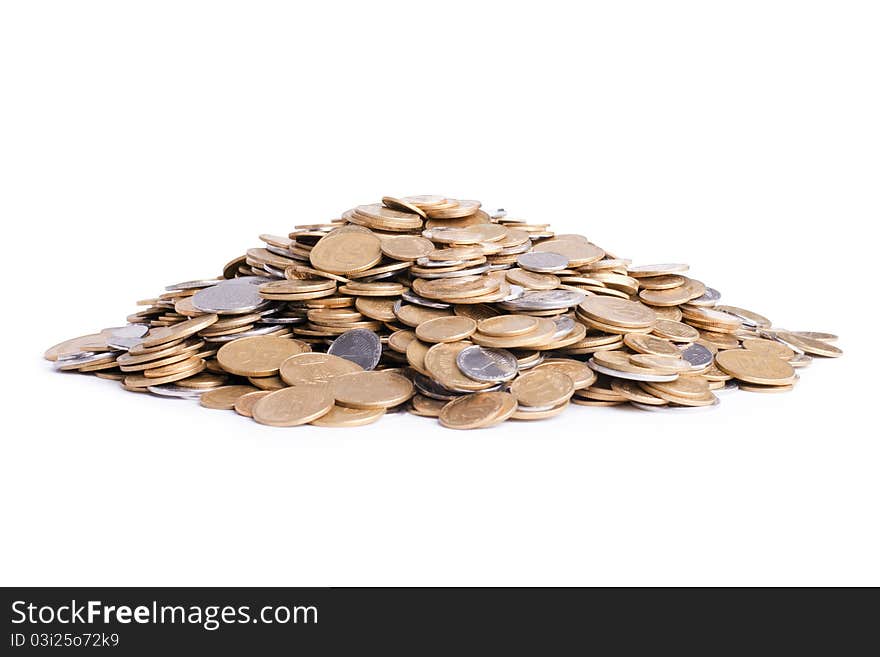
688 287 721 306
328 329 382 370
55 350 98 362
456 345 518 383
414 263 491 279
146 384 213 399
259 316 306 325
501 284 524 302
552 316 576 339
447 382 506 394
488 263 515 271
679 343 714 370
223 276 270 286
263 264 287 278
165 279 221 291
201 324 285 342
400 291 451 309
501 289 586 311
516 251 568 273
415 257 466 268
491 208 507 219
266 245 294 259
53 351 122 370
192 282 266 315
631 398 720 412
357 271 399 282
587 359 679 382
108 324 150 339
107 336 146 351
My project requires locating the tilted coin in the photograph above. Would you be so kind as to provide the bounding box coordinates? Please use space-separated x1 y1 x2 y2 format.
715 349 797 385
192 282 266 315
331 371 414 409
310 405 386 427
200 385 261 410
279 352 363 386
217 335 310 377
327 329 383 370
742 338 794 360
456 345 519 383
438 391 518 430
773 331 842 358
578 296 656 329
477 314 539 338
679 342 714 370
233 390 272 417
415 316 477 343
309 229 383 275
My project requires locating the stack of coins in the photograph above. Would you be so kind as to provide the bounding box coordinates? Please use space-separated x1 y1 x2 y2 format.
45 194 843 429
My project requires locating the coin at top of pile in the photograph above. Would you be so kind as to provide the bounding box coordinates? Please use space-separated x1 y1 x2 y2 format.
216 335 310 377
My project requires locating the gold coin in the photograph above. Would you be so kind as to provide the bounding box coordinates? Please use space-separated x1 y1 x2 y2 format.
143 355 205 378
627 263 689 277
387 329 416 353
217 336 311 377
394 303 453 327
628 353 691 373
471 318 558 349
611 379 667 405
533 358 596 389
698 330 740 350
279 352 363 386
505 268 560 291
738 382 795 393
637 274 686 290
409 394 447 418
511 402 570 420
714 305 771 328
405 338 431 375
415 316 477 343
354 297 397 322
141 314 219 348
122 360 206 387
44 333 108 361
309 229 383 275
331 371 414 409
653 319 700 342
638 286 694 307
252 384 336 427
234 390 272 417
382 196 428 219
248 375 287 390
742 338 794 360
175 371 229 389
477 314 539 338
509 369 575 408
412 275 501 300
380 235 435 261
578 296 656 329
623 333 680 356
310 405 385 427
532 238 605 267
200 385 261 410
791 331 837 343
773 331 843 358
438 391 518 430
715 349 797 385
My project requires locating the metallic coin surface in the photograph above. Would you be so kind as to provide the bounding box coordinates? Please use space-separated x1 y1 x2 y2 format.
715 349 797 385
516 251 569 273
331 371 414 409
252 384 336 427
415 316 478 344
509 369 575 408
327 329 383 370
217 336 310 377
439 391 518 430
200 385 261 410
456 346 519 383
279 352 364 386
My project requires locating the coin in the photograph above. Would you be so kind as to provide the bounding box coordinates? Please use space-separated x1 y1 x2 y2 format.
456 345 519 383
509 369 575 408
327 329 383 370
252 384 336 427
438 391 518 429
477 314 539 337
233 390 272 417
380 235 434 261
623 333 680 356
279 352 363 386
310 405 386 427
192 283 266 315
331 371 414 409
773 330 843 358
516 251 568 273
200 385 261 410
141 314 219 348
715 349 797 385
578 296 656 329
309 229 383 275
679 342 714 370
217 335 310 377
532 358 596 389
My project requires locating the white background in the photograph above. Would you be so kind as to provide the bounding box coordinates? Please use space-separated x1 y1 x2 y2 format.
1 1 877 586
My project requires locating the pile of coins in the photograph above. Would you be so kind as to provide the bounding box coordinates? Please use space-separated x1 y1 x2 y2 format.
45 195 842 429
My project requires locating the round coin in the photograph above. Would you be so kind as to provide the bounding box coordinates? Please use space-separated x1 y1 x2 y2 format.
217 335 310 377
252 384 336 427
438 391 518 430
331 371 414 409
715 348 797 385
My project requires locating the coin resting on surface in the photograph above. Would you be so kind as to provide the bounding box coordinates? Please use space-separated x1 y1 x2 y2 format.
46 191 841 428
